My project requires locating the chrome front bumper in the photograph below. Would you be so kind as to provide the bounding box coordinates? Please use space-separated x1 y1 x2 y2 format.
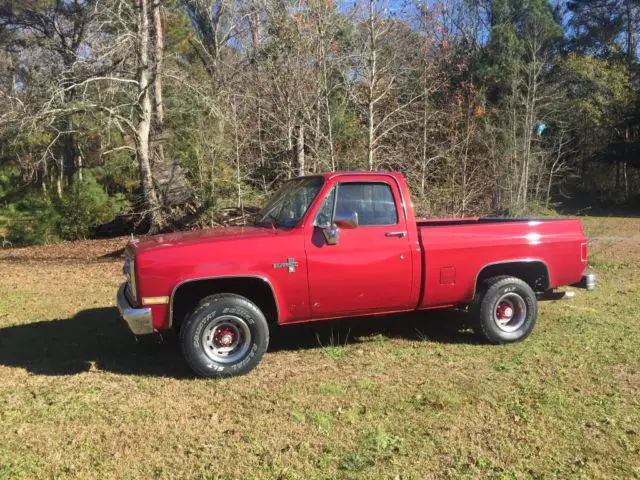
117 283 154 335
572 272 597 291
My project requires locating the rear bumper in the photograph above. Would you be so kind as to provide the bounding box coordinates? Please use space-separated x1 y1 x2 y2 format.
572 272 597 291
116 283 154 335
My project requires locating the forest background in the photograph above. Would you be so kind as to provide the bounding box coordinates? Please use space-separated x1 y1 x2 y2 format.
0 0 638 244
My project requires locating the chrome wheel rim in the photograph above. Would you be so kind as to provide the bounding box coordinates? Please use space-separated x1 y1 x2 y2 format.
493 293 527 332
201 315 251 364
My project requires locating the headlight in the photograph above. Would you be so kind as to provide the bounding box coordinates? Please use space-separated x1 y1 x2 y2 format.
123 256 138 303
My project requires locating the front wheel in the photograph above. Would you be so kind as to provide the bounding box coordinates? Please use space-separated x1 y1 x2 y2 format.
471 276 538 344
179 294 269 378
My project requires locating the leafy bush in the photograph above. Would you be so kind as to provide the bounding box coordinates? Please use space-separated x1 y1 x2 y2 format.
4 173 128 246
4 196 60 246
55 173 129 241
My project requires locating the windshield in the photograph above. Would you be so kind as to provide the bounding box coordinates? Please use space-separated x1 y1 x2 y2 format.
255 177 325 228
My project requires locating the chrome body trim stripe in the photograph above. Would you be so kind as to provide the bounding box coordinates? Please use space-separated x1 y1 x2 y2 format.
117 283 154 335
168 275 280 328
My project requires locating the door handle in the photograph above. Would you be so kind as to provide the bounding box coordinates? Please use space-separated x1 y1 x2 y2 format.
385 231 407 238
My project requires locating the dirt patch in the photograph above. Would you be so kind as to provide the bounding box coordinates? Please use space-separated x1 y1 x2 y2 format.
0 237 128 264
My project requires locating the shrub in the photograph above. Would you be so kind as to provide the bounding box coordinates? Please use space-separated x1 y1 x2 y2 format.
4 173 128 246
55 173 128 241
4 196 60 246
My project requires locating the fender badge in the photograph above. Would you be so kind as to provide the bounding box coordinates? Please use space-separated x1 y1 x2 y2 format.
273 257 298 273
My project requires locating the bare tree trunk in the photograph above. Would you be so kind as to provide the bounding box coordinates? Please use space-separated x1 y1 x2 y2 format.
151 0 166 199
77 154 83 182
59 76 78 187
62 118 77 185
286 125 294 179
57 160 63 199
367 101 375 170
460 104 474 217
232 98 243 212
520 59 536 211
153 0 164 125
137 0 164 231
420 58 429 197
150 0 193 210
325 94 336 172
314 98 320 173
624 125 630 200
257 104 267 192
625 0 636 64
41 161 48 195
250 9 260 54
319 32 336 171
546 130 566 208
295 125 305 176
366 0 377 171
510 97 518 210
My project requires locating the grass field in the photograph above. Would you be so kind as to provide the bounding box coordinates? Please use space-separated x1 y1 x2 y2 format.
0 217 638 479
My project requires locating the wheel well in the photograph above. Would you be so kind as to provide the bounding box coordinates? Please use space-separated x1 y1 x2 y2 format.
171 277 278 331
476 261 549 293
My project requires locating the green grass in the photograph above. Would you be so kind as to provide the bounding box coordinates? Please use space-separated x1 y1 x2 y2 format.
0 219 638 479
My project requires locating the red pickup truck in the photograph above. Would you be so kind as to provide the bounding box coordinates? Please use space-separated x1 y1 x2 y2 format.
117 172 595 378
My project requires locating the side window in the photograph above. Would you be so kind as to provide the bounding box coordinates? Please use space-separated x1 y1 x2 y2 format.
314 187 336 228
336 182 398 226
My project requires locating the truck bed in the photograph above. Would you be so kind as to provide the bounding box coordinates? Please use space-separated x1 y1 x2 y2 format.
416 218 587 309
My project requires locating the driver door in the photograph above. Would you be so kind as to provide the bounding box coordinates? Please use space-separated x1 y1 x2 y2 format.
305 178 413 318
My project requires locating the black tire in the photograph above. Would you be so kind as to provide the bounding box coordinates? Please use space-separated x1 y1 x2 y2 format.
471 276 538 344
179 293 269 378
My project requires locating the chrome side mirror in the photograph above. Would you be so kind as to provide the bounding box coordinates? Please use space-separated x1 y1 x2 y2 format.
334 210 358 229
322 227 339 246
321 211 357 246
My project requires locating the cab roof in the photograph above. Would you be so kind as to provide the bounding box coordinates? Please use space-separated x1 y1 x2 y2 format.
304 171 405 180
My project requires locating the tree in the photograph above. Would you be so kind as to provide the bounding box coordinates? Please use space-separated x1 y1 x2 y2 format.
473 0 564 212
560 53 636 198
349 0 422 170
565 0 640 202
135 0 165 230
0 0 99 195
567 0 640 62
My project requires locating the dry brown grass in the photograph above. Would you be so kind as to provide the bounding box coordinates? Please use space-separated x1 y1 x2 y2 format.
0 217 639 479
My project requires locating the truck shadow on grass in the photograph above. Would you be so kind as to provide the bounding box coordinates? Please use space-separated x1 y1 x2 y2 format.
0 308 192 378
0 307 478 378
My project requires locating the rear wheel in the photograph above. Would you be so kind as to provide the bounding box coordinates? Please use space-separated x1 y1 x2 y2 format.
179 293 269 378
471 276 537 344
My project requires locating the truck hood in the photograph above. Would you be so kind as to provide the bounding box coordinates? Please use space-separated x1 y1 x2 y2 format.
129 225 281 255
